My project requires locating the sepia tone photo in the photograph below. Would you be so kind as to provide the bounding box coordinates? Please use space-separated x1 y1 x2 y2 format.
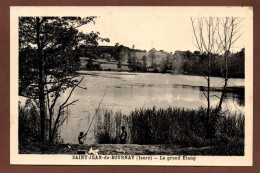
10 6 253 165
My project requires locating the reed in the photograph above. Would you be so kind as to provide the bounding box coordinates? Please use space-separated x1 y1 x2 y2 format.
18 100 41 150
95 107 244 148
94 109 130 144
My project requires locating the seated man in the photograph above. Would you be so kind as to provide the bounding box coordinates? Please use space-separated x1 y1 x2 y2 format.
78 132 85 144
119 126 127 144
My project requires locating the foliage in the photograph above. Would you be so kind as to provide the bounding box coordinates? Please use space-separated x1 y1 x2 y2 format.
19 100 41 148
94 109 130 144
155 49 245 78
19 46 38 95
75 44 244 78
171 51 185 74
149 48 157 67
127 56 143 71
115 45 130 68
19 17 108 143
19 17 99 95
95 107 244 150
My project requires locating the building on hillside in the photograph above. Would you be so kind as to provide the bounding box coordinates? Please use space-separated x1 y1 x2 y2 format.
79 56 129 71
135 51 150 60
100 53 113 61
147 48 170 66
79 57 90 69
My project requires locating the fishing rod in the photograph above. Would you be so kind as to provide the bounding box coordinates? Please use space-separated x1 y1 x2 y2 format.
82 86 108 141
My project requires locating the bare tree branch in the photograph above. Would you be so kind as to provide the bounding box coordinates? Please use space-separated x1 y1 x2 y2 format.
202 91 208 99
61 99 79 109
60 76 84 108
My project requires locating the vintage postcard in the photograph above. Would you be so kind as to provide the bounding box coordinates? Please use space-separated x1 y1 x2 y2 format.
10 6 253 165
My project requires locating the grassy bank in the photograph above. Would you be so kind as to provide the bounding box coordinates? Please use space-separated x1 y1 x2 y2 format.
94 107 244 155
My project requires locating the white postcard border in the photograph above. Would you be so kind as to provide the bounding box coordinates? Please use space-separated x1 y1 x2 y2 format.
10 6 253 166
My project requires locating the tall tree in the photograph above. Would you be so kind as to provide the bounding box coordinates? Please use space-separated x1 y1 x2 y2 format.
149 48 157 67
216 17 244 111
172 51 185 74
19 17 106 143
191 17 219 122
142 55 147 71
191 17 244 120
115 45 129 69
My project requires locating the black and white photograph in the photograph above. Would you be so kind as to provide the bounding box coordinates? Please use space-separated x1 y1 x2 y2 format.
10 6 253 165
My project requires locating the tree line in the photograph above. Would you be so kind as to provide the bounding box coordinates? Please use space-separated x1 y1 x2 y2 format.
73 44 245 79
158 49 245 78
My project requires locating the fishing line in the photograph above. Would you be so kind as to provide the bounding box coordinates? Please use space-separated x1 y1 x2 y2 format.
82 86 108 141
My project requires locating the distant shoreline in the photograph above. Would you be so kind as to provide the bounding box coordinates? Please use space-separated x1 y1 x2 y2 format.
76 70 245 79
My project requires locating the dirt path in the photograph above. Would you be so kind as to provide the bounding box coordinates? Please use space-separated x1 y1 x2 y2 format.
21 143 215 155
78 144 214 155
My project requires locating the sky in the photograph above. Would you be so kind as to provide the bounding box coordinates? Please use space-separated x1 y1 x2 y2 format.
79 15 245 53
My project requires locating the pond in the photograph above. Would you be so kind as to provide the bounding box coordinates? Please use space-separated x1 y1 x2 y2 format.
59 71 244 144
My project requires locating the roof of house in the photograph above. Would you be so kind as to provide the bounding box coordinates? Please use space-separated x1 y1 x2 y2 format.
79 57 90 60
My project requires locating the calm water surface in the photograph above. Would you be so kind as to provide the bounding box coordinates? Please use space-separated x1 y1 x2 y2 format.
58 71 244 144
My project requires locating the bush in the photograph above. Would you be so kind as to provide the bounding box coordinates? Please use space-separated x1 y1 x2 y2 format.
19 99 41 150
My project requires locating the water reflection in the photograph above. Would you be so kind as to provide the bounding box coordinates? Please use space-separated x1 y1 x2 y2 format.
170 84 244 107
60 71 245 144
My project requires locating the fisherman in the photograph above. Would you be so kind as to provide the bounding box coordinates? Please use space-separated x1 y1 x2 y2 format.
78 132 85 144
119 126 127 144
78 87 108 145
